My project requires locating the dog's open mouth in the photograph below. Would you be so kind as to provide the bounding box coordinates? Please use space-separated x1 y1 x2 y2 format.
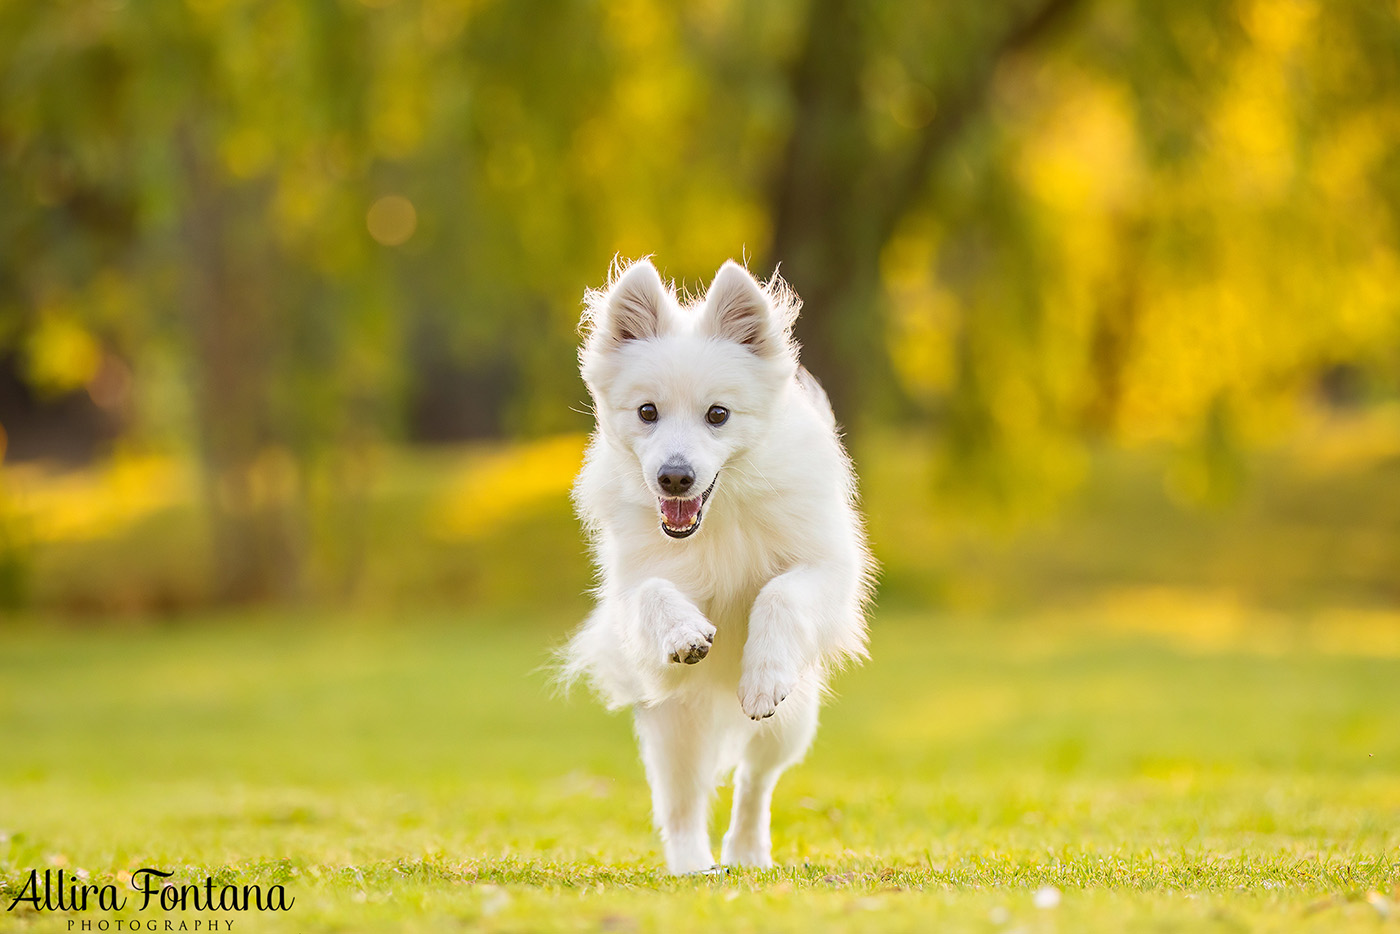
658 477 717 539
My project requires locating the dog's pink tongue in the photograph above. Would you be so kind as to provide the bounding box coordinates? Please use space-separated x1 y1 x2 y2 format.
661 497 701 527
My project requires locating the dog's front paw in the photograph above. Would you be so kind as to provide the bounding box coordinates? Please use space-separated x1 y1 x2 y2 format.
720 832 773 869
662 614 716 666
738 665 797 720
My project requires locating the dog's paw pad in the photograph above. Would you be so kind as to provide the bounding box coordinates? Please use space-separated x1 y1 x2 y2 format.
668 642 709 665
663 618 717 666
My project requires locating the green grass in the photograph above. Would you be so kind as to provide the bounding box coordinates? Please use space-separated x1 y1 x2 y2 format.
2 607 1397 932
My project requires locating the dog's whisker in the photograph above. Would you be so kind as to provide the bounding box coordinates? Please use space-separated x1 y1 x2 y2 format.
720 462 779 496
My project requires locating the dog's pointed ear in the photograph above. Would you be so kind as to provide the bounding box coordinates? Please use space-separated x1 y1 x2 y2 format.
592 259 668 346
702 260 783 356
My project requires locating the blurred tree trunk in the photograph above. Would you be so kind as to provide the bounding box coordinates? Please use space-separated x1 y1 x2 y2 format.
764 0 887 425
1082 215 1148 436
178 130 303 603
765 0 1084 426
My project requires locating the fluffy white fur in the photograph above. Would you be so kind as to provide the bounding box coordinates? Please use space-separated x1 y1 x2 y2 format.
561 257 875 874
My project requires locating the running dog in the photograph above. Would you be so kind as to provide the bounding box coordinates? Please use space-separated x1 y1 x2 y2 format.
562 257 874 873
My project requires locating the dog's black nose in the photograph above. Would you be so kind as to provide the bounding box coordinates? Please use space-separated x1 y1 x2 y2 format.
657 463 695 496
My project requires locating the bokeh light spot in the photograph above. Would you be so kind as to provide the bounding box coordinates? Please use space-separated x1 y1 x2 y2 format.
366 195 418 246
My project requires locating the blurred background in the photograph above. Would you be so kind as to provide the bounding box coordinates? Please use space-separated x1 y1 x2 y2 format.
1 0 1398 625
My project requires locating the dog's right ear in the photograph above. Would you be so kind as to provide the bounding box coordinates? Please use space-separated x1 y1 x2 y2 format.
588 259 669 347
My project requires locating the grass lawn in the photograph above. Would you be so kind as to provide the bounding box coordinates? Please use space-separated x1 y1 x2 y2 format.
1 605 1397 932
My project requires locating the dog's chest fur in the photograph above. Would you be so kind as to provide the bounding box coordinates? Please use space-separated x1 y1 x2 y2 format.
621 490 796 637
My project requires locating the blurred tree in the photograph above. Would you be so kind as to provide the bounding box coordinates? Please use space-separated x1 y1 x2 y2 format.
766 0 1084 420
1 0 1398 604
854 0 1400 502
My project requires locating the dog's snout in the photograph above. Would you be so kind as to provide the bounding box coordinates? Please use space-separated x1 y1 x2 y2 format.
657 463 695 496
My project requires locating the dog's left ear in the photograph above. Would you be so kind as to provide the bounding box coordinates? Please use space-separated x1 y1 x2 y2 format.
701 261 785 356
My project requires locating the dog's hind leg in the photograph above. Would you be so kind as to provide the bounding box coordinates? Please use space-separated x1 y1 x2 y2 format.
634 697 722 874
720 684 819 868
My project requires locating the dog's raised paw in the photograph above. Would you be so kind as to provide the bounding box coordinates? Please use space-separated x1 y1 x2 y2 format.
663 617 716 666
738 666 796 720
669 642 709 665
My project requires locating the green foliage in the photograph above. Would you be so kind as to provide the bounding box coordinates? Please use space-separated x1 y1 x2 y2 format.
4 0 1397 442
2 0 1399 601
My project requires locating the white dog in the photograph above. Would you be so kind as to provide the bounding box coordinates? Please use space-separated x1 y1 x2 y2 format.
561 257 874 874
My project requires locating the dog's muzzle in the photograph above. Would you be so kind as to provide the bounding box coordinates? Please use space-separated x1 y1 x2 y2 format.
658 475 718 539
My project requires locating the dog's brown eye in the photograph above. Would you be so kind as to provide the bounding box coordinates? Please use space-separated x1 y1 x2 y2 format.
706 405 729 426
638 403 658 423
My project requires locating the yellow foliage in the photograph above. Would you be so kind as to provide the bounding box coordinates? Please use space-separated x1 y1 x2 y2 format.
881 220 957 402
24 308 102 396
5 453 194 543
1214 57 1294 199
1315 106 1400 207
1087 587 1282 652
430 434 588 540
1076 585 1400 658
886 289 958 403
1293 403 1400 474
221 125 274 179
1241 0 1315 53
1018 72 1142 221
371 103 427 161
